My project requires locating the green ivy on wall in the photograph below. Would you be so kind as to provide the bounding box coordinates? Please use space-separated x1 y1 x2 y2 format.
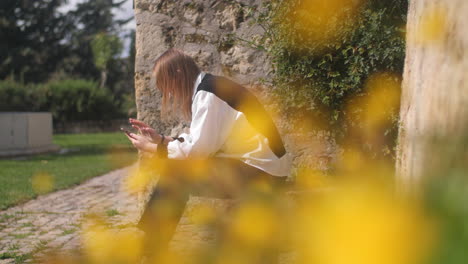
255 0 407 126
244 0 408 159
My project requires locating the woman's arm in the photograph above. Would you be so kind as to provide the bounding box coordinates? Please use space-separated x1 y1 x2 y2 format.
126 91 237 159
124 130 176 156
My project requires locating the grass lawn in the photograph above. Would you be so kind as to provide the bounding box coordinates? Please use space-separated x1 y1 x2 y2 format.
0 132 137 210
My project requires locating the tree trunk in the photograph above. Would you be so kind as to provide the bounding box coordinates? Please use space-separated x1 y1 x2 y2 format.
396 0 468 192
100 70 107 89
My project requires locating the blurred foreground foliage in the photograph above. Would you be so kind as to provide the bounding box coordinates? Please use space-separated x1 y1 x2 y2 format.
422 129 468 264
0 79 134 122
37 126 468 264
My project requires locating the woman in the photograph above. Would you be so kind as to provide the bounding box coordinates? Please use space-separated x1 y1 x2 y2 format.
125 48 292 261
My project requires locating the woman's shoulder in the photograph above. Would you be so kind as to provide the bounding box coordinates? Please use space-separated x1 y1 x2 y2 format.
197 74 249 104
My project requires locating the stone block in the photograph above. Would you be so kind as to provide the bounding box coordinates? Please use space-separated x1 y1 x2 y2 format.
0 112 59 157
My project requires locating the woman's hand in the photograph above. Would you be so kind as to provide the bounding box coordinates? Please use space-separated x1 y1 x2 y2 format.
124 131 158 153
129 118 161 143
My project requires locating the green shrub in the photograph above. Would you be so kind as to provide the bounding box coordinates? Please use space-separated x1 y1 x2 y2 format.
0 79 125 122
0 80 45 112
44 79 122 122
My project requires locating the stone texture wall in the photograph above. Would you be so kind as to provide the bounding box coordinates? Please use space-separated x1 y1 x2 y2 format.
396 0 468 190
134 0 269 130
134 0 336 173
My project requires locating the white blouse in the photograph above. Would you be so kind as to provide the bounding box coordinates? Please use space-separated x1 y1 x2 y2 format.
166 72 292 177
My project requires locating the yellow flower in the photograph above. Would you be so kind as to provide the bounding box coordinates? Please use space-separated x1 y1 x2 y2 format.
346 72 401 141
413 4 448 45
82 217 143 264
188 203 217 225
230 202 278 245
295 182 436 264
281 0 364 52
31 172 54 194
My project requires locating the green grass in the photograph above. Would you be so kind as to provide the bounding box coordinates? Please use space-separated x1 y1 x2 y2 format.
0 252 16 260
20 222 33 228
8 243 20 251
0 251 31 264
61 227 77 236
106 208 121 217
0 132 137 210
11 233 32 239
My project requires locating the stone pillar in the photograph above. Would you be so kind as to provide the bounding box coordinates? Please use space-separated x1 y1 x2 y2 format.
133 0 338 174
396 0 468 191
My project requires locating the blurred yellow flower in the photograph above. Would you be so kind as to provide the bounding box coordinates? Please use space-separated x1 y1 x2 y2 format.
82 217 143 264
295 168 329 190
281 0 364 51
187 159 211 181
230 202 278 245
363 73 401 125
414 4 448 44
124 156 169 194
189 203 217 225
346 72 401 140
124 165 155 194
295 182 436 264
339 148 367 173
31 172 54 194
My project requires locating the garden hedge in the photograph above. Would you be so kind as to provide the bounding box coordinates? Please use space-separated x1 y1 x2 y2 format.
0 79 125 122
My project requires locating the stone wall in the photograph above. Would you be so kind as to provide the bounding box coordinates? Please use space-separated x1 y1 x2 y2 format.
134 0 337 173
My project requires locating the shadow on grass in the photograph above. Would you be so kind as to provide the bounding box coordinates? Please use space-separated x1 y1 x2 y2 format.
2 145 137 162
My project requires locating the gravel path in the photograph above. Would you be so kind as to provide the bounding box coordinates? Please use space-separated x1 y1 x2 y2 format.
0 166 295 264
0 166 140 263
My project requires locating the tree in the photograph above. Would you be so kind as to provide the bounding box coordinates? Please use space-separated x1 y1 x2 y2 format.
0 0 73 83
396 0 468 192
91 33 123 88
64 0 132 81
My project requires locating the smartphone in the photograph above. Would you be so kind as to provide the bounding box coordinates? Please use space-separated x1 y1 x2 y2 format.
120 127 131 136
